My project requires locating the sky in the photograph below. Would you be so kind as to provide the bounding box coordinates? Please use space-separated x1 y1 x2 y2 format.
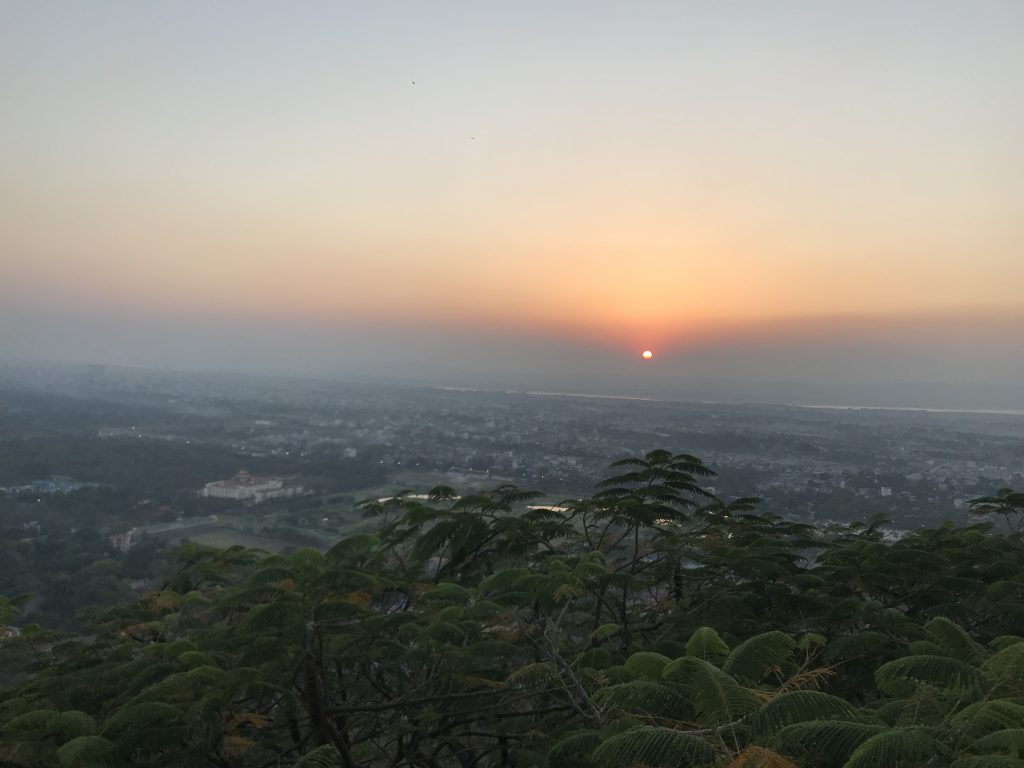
2 2 1023 405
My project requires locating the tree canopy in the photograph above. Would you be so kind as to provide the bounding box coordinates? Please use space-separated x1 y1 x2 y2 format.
3 450 1024 768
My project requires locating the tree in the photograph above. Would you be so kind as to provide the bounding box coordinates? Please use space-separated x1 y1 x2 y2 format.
3 451 1024 767
970 488 1024 534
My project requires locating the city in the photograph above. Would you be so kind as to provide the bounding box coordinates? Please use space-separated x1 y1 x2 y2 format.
3 361 1022 562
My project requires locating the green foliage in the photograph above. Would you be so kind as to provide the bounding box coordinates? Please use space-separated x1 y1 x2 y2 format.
774 721 888 765
590 623 622 641
594 681 689 719
843 727 946 768
974 728 1024 757
751 691 859 737
926 616 984 663
650 640 687 658
970 489 1024 534
723 631 795 684
661 656 758 724
507 662 559 688
51 711 97 740
2 456 1024 768
624 651 672 680
992 636 1024 651
547 730 601 765
55 735 116 767
952 702 1024 737
686 626 730 663
875 654 982 696
822 631 895 663
984 642 1024 688
2 709 61 740
591 726 717 768
102 701 184 756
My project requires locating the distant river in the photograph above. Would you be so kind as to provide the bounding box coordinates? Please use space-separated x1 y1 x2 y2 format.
432 386 1024 415
793 404 1024 416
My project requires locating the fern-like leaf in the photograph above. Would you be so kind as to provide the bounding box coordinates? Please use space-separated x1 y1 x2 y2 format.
594 681 689 719
952 701 1024 737
52 711 97 741
723 631 795 684
991 637 1024 651
751 691 859 737
507 662 559 688
892 683 957 727
1 709 60 739
875 655 982 696
591 623 622 642
984 643 1024 688
624 652 672 680
55 735 116 767
102 702 184 756
686 626 730 664
661 656 758 724
925 616 984 664
774 721 886 764
822 632 894 664
591 726 717 768
974 728 1024 757
546 730 602 764
842 726 945 768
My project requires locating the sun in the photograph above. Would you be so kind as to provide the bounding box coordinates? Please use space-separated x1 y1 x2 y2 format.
642 350 654 360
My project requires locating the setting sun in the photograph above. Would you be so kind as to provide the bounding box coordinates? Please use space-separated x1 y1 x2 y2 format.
642 350 654 360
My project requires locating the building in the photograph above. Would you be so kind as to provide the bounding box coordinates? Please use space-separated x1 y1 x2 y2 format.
880 487 893 497
30 475 96 494
201 471 302 503
109 528 140 552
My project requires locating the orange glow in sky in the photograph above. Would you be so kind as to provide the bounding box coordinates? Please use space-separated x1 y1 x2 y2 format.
1 2 1023 379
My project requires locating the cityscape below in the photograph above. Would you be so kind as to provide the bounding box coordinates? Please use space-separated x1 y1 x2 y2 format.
3 359 1022 571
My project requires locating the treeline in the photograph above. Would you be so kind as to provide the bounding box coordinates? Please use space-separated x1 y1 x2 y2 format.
0 436 387 497
2 451 1024 768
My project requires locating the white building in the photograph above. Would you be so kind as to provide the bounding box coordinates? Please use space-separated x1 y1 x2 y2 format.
201 471 301 503
109 528 140 552
880 487 893 497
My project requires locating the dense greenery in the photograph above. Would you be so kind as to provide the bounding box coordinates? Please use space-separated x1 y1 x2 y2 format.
0 521 169 632
3 450 1024 767
0 435 387 499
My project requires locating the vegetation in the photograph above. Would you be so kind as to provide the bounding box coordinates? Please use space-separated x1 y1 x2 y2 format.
0 522 169 631
0 435 387 500
3 450 1024 767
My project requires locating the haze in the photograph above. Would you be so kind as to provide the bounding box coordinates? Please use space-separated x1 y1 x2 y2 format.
2 2 1023 406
